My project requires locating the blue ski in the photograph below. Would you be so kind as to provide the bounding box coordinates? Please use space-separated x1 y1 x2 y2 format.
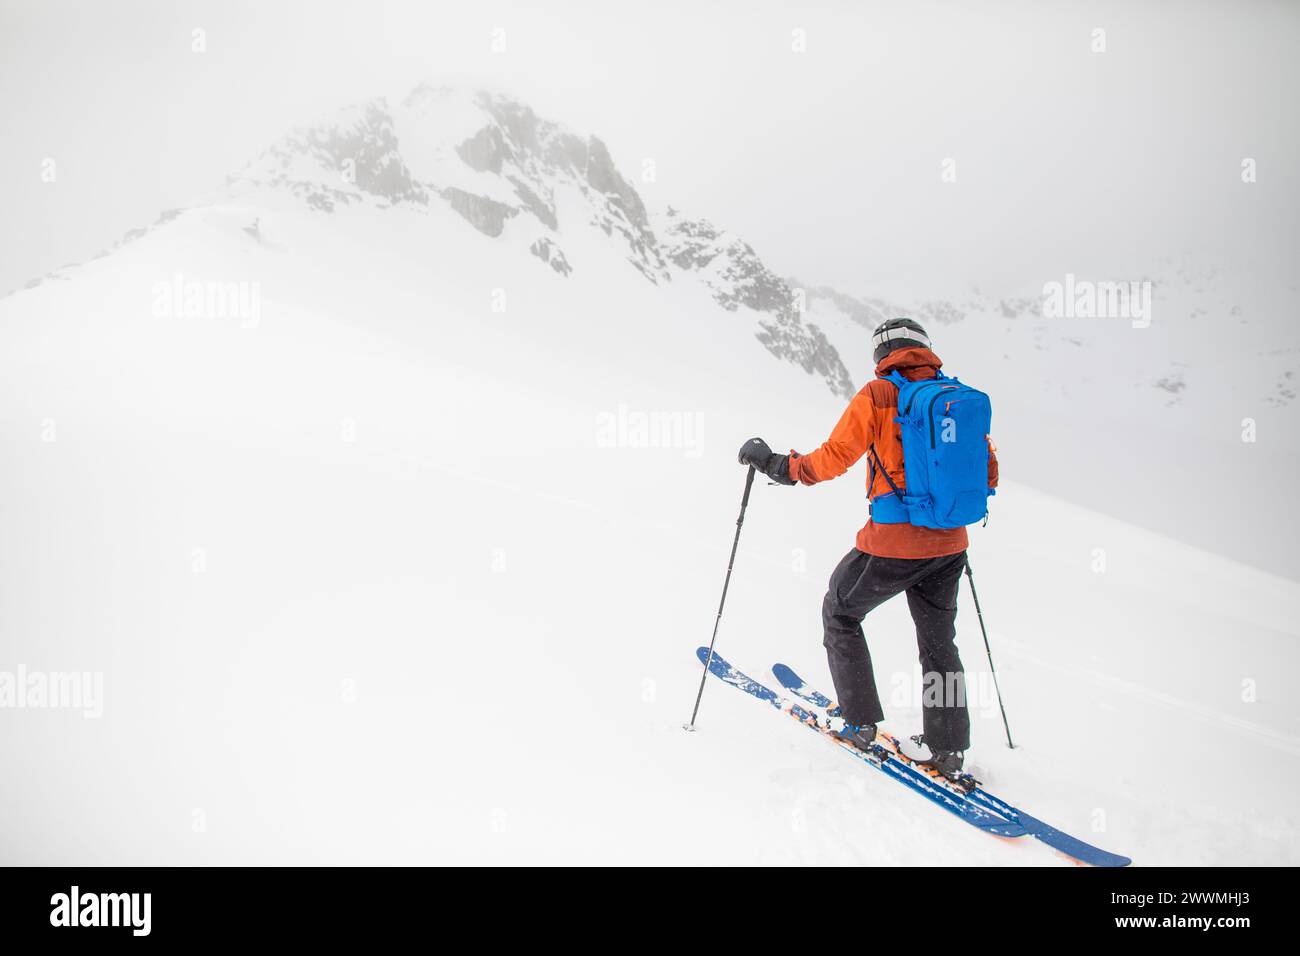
696 647 1026 837
770 660 1132 868
772 662 835 710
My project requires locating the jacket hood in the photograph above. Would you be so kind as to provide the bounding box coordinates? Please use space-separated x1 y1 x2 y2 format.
875 346 943 378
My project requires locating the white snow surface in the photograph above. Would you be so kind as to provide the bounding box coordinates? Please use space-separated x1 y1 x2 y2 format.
1 89 1297 866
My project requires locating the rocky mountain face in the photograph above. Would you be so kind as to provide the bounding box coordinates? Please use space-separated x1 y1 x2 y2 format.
229 84 856 399
235 98 429 211
18 83 1290 420
661 211 854 398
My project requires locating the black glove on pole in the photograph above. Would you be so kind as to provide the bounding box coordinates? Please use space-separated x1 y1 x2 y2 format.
737 437 796 485
685 464 757 731
965 558 1014 748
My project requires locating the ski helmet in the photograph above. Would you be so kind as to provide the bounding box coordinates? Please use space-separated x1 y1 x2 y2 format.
871 317 931 363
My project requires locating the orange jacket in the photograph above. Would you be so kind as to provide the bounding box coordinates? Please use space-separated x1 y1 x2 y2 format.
787 346 999 559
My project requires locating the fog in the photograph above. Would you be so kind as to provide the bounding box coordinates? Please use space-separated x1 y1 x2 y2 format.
4 0 1297 298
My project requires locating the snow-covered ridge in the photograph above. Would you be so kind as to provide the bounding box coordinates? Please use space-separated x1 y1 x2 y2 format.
6 83 1294 572
225 84 854 398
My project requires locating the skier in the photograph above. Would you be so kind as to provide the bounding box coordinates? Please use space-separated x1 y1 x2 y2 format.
737 317 998 780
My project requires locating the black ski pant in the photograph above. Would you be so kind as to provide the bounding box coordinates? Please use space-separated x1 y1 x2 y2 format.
822 548 971 752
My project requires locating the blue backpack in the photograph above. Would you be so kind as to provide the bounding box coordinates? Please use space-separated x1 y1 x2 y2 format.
867 370 994 529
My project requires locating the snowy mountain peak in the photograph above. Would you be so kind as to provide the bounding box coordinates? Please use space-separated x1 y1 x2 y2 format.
227 82 855 398
232 95 428 210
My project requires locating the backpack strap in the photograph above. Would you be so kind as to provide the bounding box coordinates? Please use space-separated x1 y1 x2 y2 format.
867 443 905 501
869 371 911 501
882 368 947 387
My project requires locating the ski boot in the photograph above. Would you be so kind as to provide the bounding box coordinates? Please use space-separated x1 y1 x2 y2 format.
911 735 977 792
834 720 878 754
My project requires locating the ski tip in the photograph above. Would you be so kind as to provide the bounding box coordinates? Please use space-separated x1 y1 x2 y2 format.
696 647 732 672
773 663 835 709
772 662 800 687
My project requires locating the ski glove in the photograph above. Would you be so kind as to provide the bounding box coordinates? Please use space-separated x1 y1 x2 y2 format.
738 437 796 485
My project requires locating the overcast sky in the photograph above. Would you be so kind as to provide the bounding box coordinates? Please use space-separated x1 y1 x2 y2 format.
2 0 1297 297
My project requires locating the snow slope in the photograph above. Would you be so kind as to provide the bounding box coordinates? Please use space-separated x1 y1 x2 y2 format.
1 87 1296 865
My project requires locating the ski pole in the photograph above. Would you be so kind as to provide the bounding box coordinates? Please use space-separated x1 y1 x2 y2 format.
964 558 1013 749
685 465 757 731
